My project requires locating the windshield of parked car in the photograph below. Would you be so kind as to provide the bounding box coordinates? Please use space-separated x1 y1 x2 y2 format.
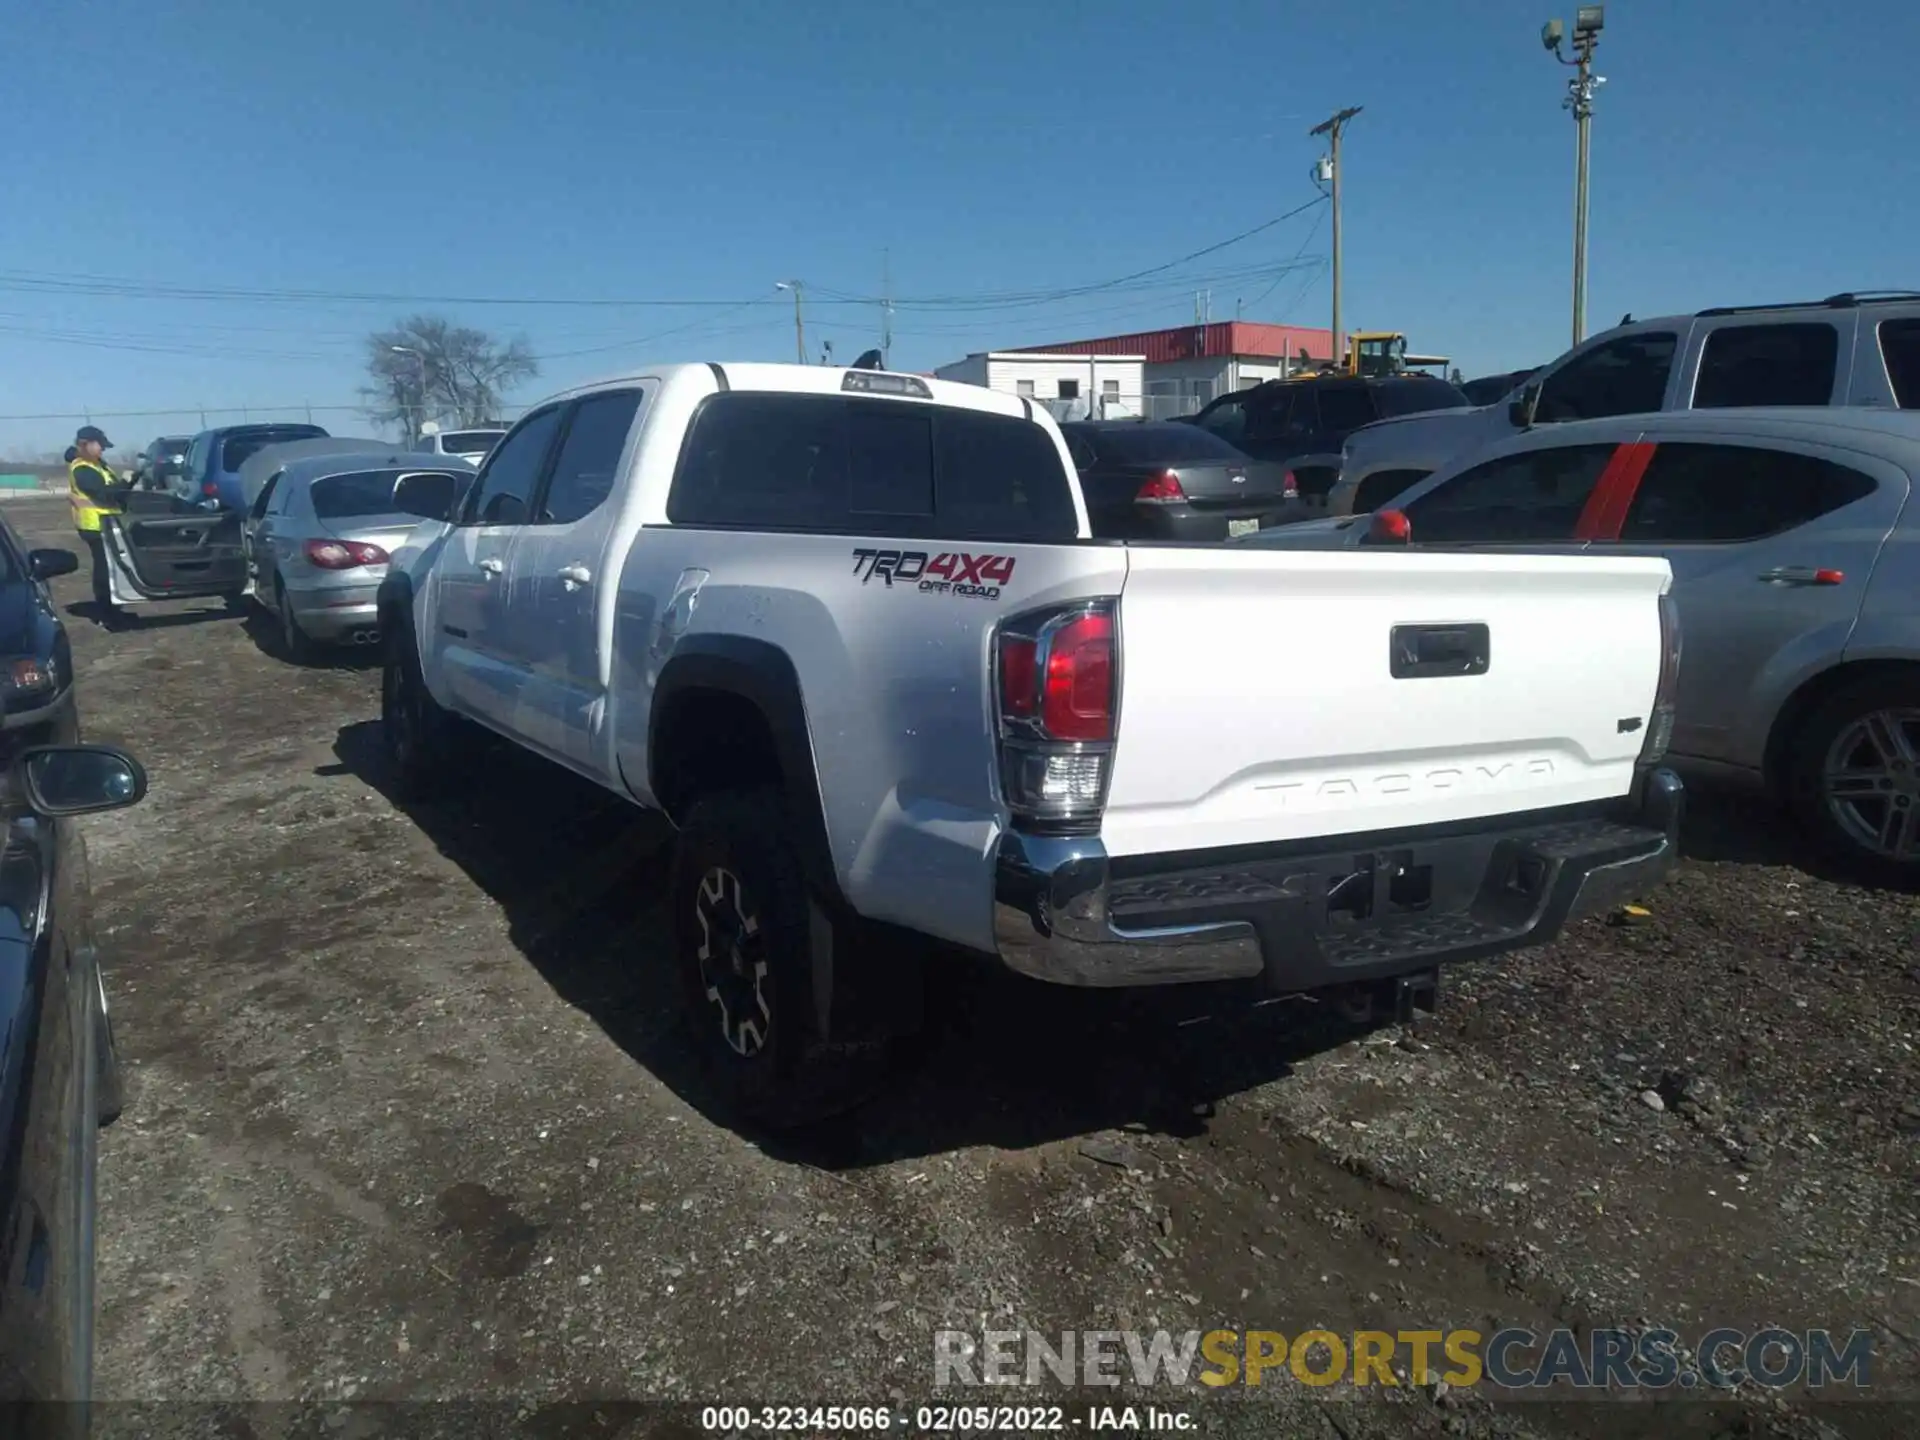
221 426 328 472
1374 382 1472 419
439 430 503 457
1084 425 1248 465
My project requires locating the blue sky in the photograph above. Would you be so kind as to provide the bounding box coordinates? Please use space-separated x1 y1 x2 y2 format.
4 0 1916 456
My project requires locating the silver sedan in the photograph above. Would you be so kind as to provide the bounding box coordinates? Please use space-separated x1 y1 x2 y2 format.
243 454 474 661
1237 406 1920 884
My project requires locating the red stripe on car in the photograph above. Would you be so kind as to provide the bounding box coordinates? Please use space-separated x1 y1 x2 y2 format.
1574 441 1656 541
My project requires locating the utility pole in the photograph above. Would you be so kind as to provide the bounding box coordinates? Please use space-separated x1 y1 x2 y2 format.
881 249 894 369
1542 7 1606 345
1309 106 1362 369
776 281 806 364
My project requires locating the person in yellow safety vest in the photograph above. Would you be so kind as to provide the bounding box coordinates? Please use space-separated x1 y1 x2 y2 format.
69 425 133 624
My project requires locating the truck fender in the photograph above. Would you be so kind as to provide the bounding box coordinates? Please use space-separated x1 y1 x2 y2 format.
647 635 847 914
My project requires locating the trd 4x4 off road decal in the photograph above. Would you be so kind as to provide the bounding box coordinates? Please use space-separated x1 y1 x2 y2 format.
851 548 1016 600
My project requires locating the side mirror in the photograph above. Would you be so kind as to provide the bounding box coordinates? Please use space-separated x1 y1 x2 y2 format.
393 471 468 522
1508 382 1542 429
14 745 148 818
28 549 79 582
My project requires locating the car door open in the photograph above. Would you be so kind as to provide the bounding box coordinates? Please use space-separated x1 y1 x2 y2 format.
99 505 247 607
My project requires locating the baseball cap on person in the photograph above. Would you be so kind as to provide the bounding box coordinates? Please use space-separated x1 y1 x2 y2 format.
75 424 112 447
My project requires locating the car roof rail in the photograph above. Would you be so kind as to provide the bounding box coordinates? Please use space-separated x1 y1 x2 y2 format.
1695 290 1920 318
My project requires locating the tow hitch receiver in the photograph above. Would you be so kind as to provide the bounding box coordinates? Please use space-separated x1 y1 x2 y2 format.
1329 968 1440 1026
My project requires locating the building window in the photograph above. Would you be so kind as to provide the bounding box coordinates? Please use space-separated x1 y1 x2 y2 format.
1058 380 1080 399
1015 379 1035 397
1101 379 1119 396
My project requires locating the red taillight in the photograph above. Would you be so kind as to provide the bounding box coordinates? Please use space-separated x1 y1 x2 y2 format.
995 604 1119 831
303 539 390 570
1367 509 1412 544
1041 612 1114 743
201 481 219 497
1135 471 1187 504
1281 470 1299 500
999 635 1038 720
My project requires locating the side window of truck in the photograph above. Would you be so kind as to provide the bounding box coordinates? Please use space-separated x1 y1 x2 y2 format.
464 406 563 526
1535 332 1677 423
1692 323 1839 408
1402 442 1617 543
536 390 643 525
1615 443 1878 544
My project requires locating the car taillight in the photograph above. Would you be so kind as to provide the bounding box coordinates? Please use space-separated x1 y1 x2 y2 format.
304 539 390 570
201 481 219 497
1365 509 1412 544
995 603 1118 833
1639 591 1682 766
1281 470 1299 500
1134 471 1186 504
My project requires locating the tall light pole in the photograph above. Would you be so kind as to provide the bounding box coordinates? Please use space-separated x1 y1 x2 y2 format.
1542 7 1606 345
1309 106 1361 371
775 281 806 364
390 345 426 440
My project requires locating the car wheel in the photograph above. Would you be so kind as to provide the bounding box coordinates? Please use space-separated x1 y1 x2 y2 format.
96 971 124 1128
1788 675 1920 887
670 788 863 1129
381 627 470 800
276 580 313 663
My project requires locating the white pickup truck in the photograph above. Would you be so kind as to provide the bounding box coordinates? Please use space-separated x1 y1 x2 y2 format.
377 363 1684 1123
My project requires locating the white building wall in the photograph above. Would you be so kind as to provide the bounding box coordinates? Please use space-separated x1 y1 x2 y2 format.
984 354 1144 403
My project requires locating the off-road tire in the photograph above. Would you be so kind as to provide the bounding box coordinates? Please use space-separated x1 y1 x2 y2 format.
670 788 868 1129
381 624 471 801
1786 674 1920 889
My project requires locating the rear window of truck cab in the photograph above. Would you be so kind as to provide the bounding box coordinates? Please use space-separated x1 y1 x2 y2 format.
667 392 1079 541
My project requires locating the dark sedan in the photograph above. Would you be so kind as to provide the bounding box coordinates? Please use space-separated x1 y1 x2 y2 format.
1059 421 1301 540
0 514 84 747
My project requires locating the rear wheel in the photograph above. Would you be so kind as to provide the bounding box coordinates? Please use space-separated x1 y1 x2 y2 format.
381 625 471 800
1787 675 1920 887
670 788 869 1128
275 580 314 664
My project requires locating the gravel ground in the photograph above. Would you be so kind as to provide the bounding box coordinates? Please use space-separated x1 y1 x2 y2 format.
16 493 1915 1440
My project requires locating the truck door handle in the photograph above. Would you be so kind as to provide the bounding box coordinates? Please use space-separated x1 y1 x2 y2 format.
479 557 504 577
557 563 593 589
1758 566 1843 586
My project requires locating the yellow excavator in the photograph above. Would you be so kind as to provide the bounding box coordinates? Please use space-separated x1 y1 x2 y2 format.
1297 332 1451 380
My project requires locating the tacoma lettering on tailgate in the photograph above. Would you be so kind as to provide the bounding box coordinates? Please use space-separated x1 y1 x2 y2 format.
850 548 1016 600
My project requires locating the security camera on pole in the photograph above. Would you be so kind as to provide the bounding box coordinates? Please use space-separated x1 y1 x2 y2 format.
1541 6 1606 346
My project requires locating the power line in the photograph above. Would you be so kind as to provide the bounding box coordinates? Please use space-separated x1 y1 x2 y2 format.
0 201 1328 317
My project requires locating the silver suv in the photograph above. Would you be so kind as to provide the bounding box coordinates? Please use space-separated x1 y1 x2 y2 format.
1245 406 1920 884
1332 291 1920 517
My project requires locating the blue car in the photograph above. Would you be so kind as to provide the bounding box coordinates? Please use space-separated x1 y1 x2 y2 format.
177 422 329 511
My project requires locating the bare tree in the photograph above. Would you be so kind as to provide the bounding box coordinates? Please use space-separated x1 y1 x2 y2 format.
363 315 539 438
